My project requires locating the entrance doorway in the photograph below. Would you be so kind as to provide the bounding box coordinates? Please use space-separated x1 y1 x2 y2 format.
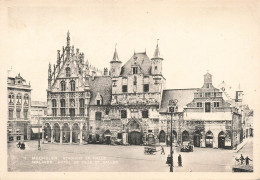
182 130 189 142
218 131 225 148
205 131 213 148
159 130 166 142
194 130 202 147
129 131 141 145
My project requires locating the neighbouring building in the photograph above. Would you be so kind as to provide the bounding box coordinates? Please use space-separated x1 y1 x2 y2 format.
159 73 242 149
7 69 32 142
30 101 47 139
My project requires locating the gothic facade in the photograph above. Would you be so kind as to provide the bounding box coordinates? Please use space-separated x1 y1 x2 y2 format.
7 71 31 142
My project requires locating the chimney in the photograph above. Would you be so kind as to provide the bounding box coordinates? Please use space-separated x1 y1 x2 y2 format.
91 71 96 80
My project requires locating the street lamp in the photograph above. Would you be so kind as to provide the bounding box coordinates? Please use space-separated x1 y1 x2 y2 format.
169 106 174 172
38 112 41 150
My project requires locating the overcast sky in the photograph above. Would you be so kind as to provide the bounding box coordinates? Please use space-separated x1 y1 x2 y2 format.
1 0 260 110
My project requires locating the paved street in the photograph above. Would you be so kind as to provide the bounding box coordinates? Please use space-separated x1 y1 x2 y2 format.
8 138 253 172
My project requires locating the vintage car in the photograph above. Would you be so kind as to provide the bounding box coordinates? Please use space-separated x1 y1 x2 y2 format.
180 141 194 152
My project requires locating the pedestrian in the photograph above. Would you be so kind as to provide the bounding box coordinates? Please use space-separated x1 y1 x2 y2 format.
161 145 165 155
245 156 252 165
178 154 182 166
239 154 245 165
16 141 21 148
20 142 25 150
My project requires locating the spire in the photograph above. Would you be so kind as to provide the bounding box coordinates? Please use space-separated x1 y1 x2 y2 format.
112 43 120 62
153 39 161 58
66 30 70 48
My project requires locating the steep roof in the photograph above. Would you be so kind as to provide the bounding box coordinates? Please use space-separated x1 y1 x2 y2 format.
160 88 198 113
120 52 152 76
89 76 112 105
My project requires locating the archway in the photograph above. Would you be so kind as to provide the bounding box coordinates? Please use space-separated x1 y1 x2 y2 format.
182 130 189 142
205 131 213 148
72 123 80 143
104 130 112 144
218 131 225 148
159 130 166 142
44 123 51 142
53 123 60 142
172 130 177 143
194 130 202 147
129 131 142 145
62 123 70 143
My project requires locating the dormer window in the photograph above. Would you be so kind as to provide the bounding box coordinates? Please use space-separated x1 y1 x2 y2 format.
66 67 71 77
133 67 138 74
96 93 103 105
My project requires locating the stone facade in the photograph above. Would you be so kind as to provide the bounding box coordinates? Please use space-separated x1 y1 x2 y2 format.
7 70 32 142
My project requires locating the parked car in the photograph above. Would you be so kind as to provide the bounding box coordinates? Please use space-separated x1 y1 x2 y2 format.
180 141 193 152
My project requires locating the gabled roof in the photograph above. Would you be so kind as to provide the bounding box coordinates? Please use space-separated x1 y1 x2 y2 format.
89 76 112 105
160 88 198 113
120 52 152 76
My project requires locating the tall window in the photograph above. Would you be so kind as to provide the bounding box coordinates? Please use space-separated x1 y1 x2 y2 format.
8 93 14 104
61 81 66 91
66 67 71 77
16 94 22 105
205 102 211 112
16 109 21 118
197 102 202 107
133 67 138 74
23 109 28 120
95 112 102 120
122 85 128 93
60 99 66 116
79 99 85 116
24 94 29 105
9 109 13 119
214 102 219 107
70 80 75 91
69 99 75 117
143 84 149 92
142 110 149 118
52 99 57 116
121 110 127 118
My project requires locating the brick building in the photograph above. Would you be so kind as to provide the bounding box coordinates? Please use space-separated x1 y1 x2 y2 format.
7 70 31 142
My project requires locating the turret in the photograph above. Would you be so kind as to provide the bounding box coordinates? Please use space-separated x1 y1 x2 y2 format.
110 45 122 77
66 31 70 55
151 40 163 75
202 72 213 88
48 63 52 89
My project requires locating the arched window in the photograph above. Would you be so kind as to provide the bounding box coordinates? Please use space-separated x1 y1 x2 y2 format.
52 99 57 116
61 81 66 91
60 99 66 116
24 94 29 105
70 80 75 91
16 94 22 105
79 99 85 116
66 67 71 77
8 93 14 104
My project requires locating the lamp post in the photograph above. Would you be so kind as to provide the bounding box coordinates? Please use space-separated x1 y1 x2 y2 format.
169 106 174 172
38 113 41 150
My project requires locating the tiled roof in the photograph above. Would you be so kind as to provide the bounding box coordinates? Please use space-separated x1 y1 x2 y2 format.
89 76 112 105
160 88 198 113
120 52 152 76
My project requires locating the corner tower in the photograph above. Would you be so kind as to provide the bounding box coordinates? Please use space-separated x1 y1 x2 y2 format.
151 40 163 75
110 46 122 77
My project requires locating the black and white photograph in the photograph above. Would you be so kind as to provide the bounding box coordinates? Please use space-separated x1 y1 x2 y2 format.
0 0 259 179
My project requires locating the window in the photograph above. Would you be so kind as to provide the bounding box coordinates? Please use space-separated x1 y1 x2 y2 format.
16 109 21 118
96 134 100 141
16 94 22 105
121 110 127 118
8 93 14 104
143 84 149 92
205 92 211 97
133 67 138 74
60 99 66 116
148 130 152 133
23 109 28 120
95 112 102 120
142 110 149 118
155 66 157 70
9 109 13 119
23 94 29 105
69 99 75 117
70 80 75 91
122 85 128 93
206 84 210 88
61 81 66 91
133 76 137 85
97 100 101 105
199 93 203 97
52 99 57 116
197 102 202 107
117 133 122 139
105 109 109 115
79 99 85 116
66 67 71 77
69 108 75 117
205 102 211 112
214 102 219 107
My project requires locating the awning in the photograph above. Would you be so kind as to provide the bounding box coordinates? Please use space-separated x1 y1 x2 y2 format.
31 128 42 133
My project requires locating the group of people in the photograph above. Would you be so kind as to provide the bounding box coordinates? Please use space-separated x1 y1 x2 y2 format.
16 141 26 150
236 154 252 165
